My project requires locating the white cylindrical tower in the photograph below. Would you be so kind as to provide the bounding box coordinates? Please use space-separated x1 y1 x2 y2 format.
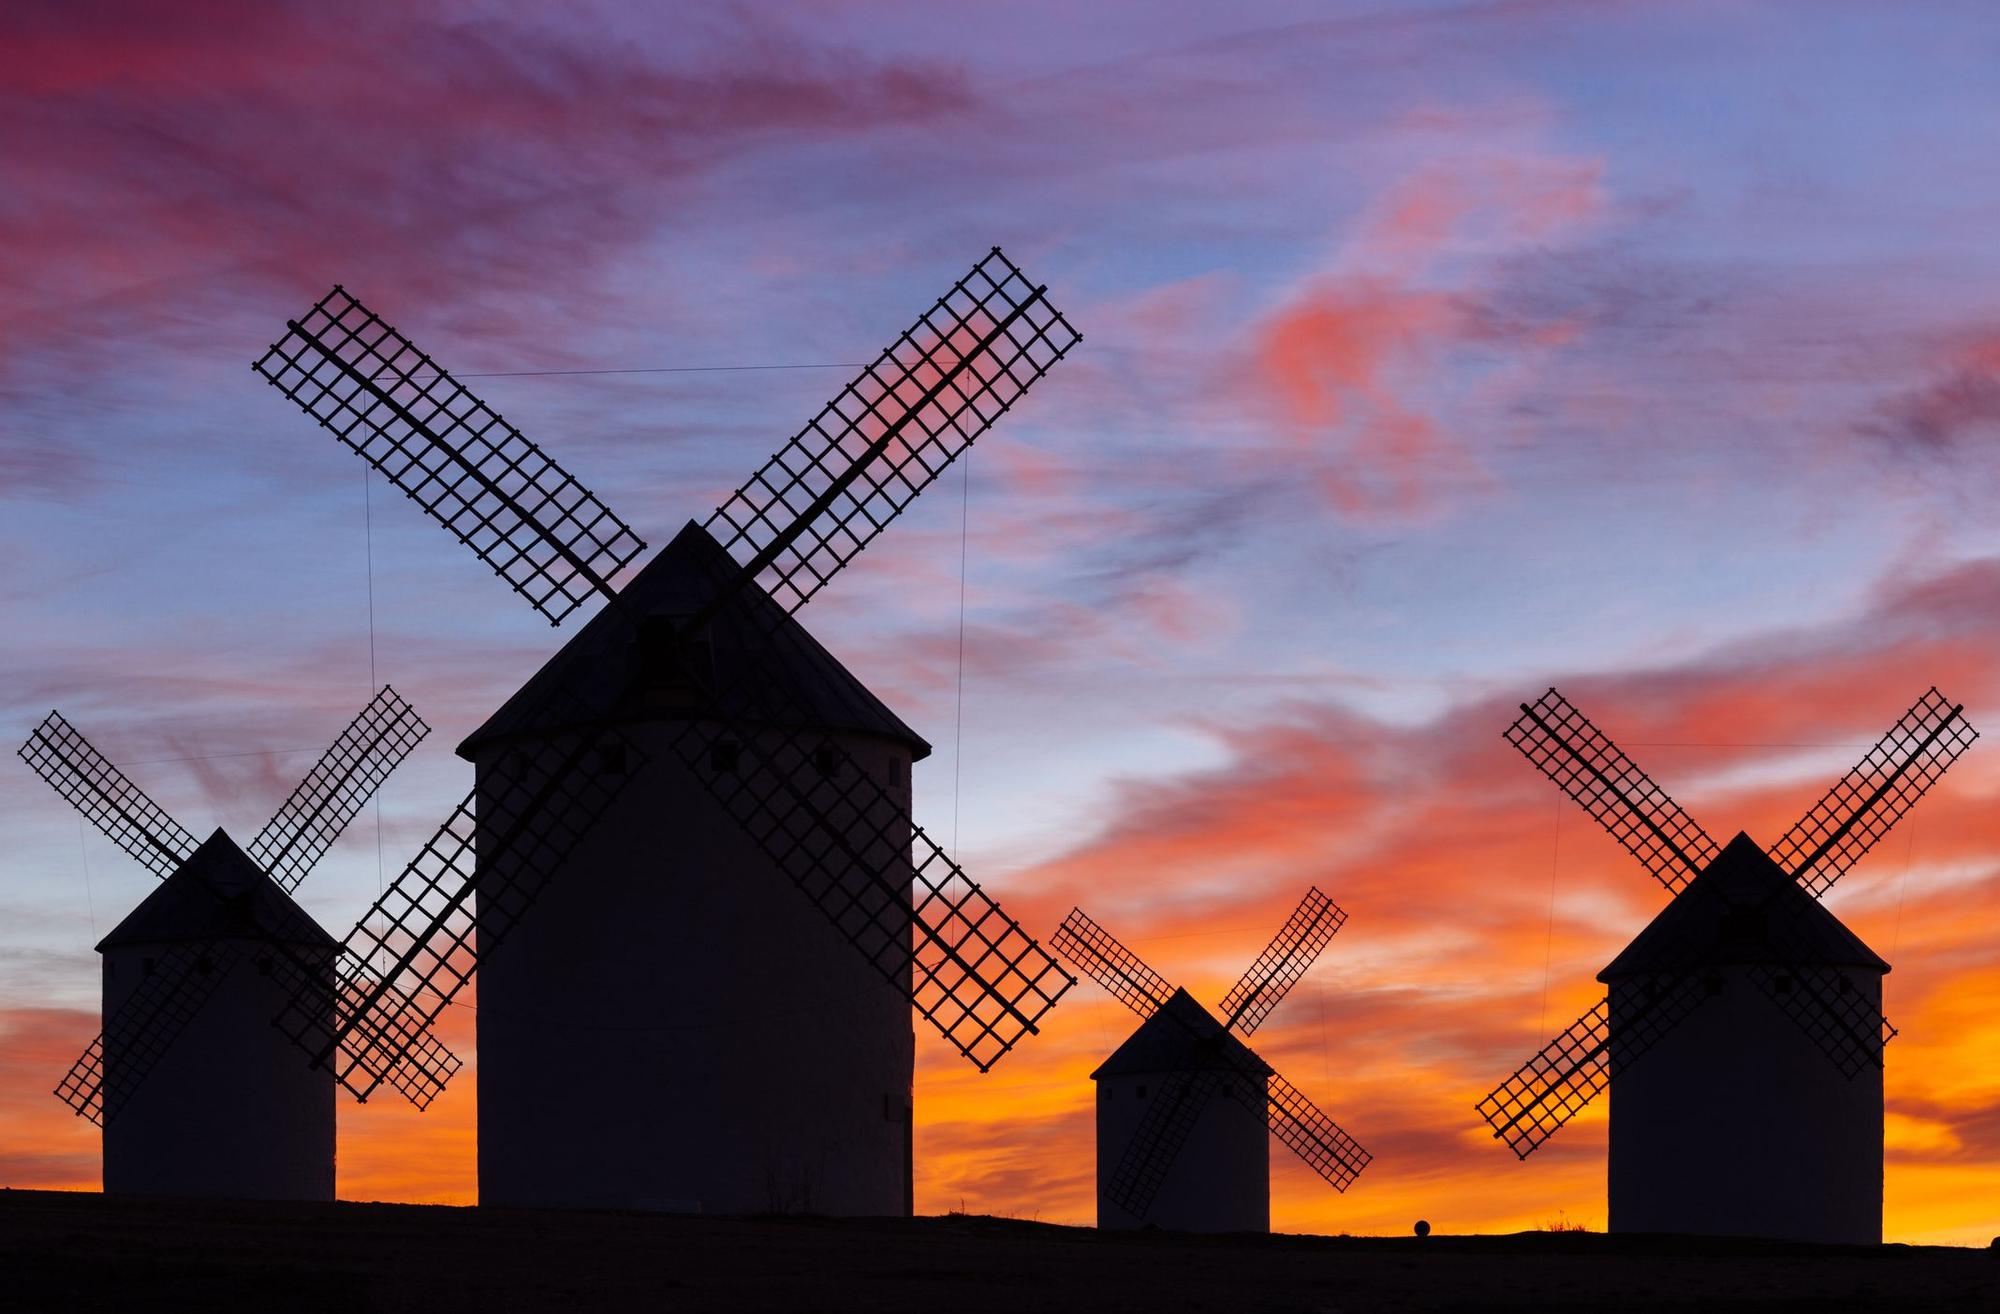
467 523 923 1216
1601 833 1886 1244
97 829 336 1201
1092 989 1270 1233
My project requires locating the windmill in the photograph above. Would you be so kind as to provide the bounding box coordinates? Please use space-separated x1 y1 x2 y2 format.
1053 888 1371 1232
254 249 1082 1212
17 687 458 1199
1475 687 1977 1244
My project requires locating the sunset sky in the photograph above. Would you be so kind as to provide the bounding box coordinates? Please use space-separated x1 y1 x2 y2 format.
6 0 2000 1245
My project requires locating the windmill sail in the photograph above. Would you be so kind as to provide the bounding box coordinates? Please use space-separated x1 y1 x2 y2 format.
706 248 1080 615
1052 908 1175 1021
254 289 648 625
18 713 199 878
249 686 429 892
1506 690 1720 893
1219 887 1347 1036
1771 687 1976 896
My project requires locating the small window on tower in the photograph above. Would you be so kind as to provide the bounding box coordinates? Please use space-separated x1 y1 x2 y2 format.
813 744 843 779
195 956 215 976
1703 974 1725 997
597 743 629 777
1773 974 1794 995
141 957 156 978
1137 1084 1149 1100
256 956 274 977
710 739 741 774
640 615 714 695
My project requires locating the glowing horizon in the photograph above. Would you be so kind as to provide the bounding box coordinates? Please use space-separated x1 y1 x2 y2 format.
4 0 2000 1247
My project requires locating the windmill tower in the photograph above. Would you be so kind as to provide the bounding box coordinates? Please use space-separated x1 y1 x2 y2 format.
255 249 1082 1214
17 689 456 1199
1476 688 1977 1244
1054 890 1370 1232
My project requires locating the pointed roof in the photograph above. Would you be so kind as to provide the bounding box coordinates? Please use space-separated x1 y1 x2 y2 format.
1598 832 1889 981
457 521 930 760
95 829 338 953
1090 988 1275 1081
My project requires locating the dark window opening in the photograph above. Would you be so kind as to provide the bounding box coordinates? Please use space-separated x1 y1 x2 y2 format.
195 956 215 976
1137 1084 1149 1100
640 615 714 694
141 957 156 977
597 743 629 777
813 744 843 779
256 956 275 977
1703 974 1725 997
1773 974 1794 995
710 739 741 774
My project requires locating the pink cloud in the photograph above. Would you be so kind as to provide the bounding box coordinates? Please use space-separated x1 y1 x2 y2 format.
0 2 974 379
1244 155 1605 519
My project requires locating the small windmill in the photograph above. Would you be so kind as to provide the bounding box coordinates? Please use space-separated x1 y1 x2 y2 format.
1053 889 1371 1232
254 250 1082 1212
1476 687 1977 1244
17 687 458 1198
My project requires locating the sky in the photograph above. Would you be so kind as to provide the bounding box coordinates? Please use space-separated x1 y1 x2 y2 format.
4 0 2000 1244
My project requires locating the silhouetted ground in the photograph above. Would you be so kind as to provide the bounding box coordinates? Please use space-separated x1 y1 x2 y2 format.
2 1188 1995 1312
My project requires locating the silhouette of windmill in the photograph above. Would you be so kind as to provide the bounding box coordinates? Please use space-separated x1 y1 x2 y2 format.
254 250 1082 1212
1054 889 1370 1231
17 687 457 1198
1475 687 1977 1244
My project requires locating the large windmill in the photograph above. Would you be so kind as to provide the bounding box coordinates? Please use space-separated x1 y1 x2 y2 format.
17 687 457 1198
1476 687 1977 1244
1053 889 1370 1232
255 249 1082 1212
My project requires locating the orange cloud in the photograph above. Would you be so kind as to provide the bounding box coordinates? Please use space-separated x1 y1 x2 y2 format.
15 558 2000 1244
915 556 2000 1241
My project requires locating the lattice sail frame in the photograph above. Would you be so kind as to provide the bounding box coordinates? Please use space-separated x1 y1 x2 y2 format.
1479 687 1974 1156
18 713 198 878
1221 886 1347 1035
1506 690 1719 892
707 248 1082 615
1771 687 1977 896
1050 908 1174 1020
250 687 429 892
1053 898 1369 1220
25 695 458 1122
254 289 648 625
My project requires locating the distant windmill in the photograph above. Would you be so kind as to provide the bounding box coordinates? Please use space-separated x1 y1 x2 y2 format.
17 687 457 1199
1053 889 1371 1232
1476 687 1977 1244
254 249 1082 1213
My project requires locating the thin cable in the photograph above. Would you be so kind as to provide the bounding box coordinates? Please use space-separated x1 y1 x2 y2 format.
953 454 970 852
1537 798 1561 1040
1889 821 1916 960
396 361 869 382
363 467 388 964
75 816 96 938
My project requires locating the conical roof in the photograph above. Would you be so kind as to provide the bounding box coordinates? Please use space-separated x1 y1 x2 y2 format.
95 828 338 953
1090 987 1274 1080
1598 832 1889 981
457 521 930 760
